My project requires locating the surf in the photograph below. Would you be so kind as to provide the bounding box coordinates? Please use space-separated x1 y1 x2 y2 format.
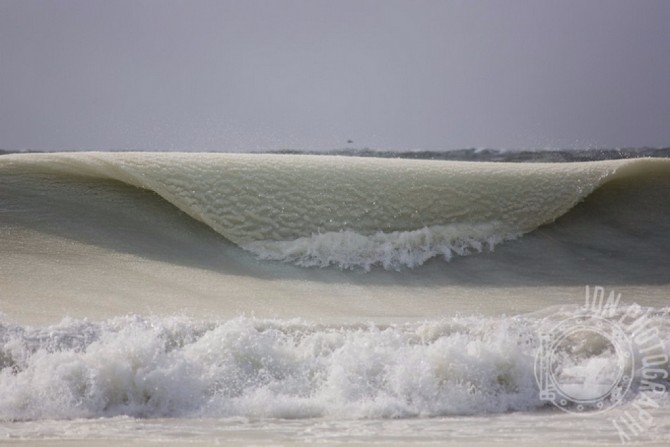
1 305 669 421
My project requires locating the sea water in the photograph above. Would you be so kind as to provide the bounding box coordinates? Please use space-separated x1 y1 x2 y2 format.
1 152 669 445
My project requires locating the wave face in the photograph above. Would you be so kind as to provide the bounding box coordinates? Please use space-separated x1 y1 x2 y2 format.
2 308 668 421
2 152 667 270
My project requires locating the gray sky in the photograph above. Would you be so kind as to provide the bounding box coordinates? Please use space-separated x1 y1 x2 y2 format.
1 0 669 151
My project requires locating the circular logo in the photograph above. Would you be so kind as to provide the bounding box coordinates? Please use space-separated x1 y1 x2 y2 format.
534 314 635 414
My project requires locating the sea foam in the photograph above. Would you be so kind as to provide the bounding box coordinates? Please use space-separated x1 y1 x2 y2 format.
245 223 518 270
2 309 668 421
0 315 540 420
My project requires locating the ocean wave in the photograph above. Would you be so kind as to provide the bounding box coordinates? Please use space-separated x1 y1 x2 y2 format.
1 153 668 269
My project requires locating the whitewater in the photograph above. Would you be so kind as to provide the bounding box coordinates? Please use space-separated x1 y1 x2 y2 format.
1 152 669 445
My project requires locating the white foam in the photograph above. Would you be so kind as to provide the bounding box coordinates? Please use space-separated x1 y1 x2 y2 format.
3 310 667 421
0 315 541 420
245 223 519 270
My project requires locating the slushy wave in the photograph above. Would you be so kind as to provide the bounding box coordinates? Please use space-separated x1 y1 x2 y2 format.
1 153 669 269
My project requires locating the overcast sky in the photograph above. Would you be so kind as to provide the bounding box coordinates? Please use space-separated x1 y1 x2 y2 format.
1 0 669 151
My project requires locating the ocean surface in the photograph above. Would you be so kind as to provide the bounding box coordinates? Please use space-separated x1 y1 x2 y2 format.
1 150 669 445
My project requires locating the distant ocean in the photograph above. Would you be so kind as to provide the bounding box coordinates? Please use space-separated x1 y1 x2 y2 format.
1 149 669 445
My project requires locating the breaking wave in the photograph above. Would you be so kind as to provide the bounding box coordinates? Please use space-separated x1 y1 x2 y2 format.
1 152 668 270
